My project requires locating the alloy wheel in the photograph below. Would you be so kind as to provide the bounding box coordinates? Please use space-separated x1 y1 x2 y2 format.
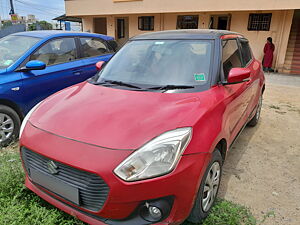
202 162 221 212
0 113 14 143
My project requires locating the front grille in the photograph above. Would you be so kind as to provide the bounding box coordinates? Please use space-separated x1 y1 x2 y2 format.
21 147 109 212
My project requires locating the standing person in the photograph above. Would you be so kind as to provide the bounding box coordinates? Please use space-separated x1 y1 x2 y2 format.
263 37 275 72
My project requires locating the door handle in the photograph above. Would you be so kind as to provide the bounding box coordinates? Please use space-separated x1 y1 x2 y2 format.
73 71 82 76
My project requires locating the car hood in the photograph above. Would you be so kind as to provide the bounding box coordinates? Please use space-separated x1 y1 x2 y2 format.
30 82 202 150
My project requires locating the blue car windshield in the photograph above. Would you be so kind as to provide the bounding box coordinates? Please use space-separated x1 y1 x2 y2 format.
98 40 213 87
0 35 41 69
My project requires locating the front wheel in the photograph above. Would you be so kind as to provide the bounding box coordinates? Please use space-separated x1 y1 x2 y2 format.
187 150 222 223
0 105 21 147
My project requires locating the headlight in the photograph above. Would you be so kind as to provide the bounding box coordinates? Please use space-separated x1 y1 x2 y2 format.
19 102 42 138
114 127 192 181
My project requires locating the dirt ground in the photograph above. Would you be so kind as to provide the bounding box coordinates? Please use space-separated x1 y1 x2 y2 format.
219 74 300 225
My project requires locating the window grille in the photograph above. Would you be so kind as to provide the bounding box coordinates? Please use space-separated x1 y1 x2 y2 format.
248 13 272 31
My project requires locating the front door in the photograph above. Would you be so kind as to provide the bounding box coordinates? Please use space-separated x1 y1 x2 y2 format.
221 38 253 142
115 17 129 47
21 37 84 112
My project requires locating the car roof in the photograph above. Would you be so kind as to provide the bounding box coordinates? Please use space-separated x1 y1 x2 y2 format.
131 29 242 40
12 30 114 40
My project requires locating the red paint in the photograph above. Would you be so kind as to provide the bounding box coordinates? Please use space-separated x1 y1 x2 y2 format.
20 35 265 224
227 68 251 83
220 34 243 39
96 61 105 71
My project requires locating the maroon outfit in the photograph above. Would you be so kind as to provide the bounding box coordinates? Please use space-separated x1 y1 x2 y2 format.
263 42 275 68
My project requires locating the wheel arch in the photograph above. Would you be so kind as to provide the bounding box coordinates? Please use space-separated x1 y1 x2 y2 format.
0 99 24 120
215 138 227 162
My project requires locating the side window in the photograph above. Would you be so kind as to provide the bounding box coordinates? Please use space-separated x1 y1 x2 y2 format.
222 39 242 79
239 40 253 66
80 38 111 58
30 38 76 66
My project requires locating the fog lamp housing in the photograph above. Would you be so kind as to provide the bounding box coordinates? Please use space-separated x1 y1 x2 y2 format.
140 198 172 222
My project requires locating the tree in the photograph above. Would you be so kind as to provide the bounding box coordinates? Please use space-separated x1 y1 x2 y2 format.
38 21 53 30
28 21 53 31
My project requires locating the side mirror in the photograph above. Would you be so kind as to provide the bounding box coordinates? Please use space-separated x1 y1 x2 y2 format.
17 60 46 72
26 60 46 70
96 61 105 71
226 68 251 84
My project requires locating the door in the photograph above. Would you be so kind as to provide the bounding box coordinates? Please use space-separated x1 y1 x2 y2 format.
238 38 260 115
21 37 84 112
78 37 115 79
209 15 231 30
115 17 129 47
94 18 107 35
221 38 253 142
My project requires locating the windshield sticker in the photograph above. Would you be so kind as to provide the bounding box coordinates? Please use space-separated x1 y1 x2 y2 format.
155 41 165 45
3 60 13 66
194 73 206 81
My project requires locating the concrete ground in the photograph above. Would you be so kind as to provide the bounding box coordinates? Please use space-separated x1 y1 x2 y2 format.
219 73 300 224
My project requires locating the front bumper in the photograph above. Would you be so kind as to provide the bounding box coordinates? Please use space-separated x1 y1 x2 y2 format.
20 123 210 224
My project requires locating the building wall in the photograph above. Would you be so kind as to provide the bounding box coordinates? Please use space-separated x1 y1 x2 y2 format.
81 10 294 70
230 10 294 70
66 0 300 16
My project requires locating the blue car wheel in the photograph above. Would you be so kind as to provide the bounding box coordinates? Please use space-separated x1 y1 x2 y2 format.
0 105 21 147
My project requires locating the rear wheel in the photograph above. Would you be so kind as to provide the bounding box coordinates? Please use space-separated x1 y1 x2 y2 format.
187 150 222 223
248 95 262 127
0 105 20 147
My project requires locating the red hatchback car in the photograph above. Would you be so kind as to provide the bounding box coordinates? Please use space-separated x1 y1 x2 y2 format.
20 30 265 225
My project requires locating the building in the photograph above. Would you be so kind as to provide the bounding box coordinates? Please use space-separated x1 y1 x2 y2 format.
27 14 37 24
65 0 300 74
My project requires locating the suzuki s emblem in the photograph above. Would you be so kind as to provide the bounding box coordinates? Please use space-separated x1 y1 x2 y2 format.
47 161 58 175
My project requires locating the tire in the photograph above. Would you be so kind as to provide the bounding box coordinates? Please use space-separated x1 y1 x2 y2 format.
248 95 262 127
187 150 223 223
0 105 21 147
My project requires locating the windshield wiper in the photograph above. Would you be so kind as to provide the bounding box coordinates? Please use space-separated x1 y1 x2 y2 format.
149 85 195 90
96 80 141 89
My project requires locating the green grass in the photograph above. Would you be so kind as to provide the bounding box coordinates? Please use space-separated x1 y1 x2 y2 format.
0 145 256 225
183 200 256 225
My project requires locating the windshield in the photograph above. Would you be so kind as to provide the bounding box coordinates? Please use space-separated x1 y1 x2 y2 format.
0 35 41 69
97 40 213 88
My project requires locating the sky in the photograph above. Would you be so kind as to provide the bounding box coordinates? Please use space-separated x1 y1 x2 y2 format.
0 0 65 21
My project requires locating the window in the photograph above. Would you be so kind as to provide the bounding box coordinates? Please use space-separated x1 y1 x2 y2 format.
0 35 40 69
117 19 125 39
30 38 76 66
222 39 242 78
239 39 252 66
80 37 111 58
138 16 154 31
248 13 272 31
177 15 199 29
98 40 213 87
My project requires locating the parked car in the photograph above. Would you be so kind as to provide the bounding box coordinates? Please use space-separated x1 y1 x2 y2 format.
0 31 116 146
19 30 265 225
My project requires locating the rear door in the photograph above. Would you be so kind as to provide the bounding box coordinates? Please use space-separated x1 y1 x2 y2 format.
21 37 84 111
78 37 114 80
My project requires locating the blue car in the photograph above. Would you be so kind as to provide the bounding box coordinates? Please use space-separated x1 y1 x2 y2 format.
0 31 116 146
